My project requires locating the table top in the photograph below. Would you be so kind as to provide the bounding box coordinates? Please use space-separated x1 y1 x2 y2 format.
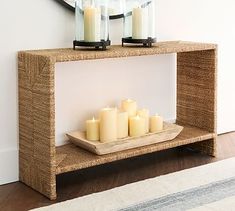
19 41 217 63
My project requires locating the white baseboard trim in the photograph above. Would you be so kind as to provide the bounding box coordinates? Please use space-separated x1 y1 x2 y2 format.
0 148 19 185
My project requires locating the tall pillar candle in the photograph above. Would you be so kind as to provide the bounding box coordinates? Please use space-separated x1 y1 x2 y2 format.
86 117 100 141
117 110 128 139
137 109 149 133
84 6 101 42
132 7 148 39
150 114 163 133
121 99 137 117
129 115 145 137
100 107 117 142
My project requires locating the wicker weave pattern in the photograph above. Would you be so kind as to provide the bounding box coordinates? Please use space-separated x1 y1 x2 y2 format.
56 126 216 175
23 41 216 62
18 41 217 200
177 50 217 156
19 53 56 199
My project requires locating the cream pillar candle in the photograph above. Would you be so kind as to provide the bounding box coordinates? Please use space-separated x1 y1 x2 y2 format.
132 7 148 39
137 109 149 133
121 99 137 117
86 117 100 141
117 110 128 139
84 6 101 42
129 115 145 137
100 107 117 142
150 114 163 133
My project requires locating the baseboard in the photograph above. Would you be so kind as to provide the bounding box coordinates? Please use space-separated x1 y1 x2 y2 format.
0 148 19 185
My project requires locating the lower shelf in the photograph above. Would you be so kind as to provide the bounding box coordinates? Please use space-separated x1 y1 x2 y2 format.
56 125 216 175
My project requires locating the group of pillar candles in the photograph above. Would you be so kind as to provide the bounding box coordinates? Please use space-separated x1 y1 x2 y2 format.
86 99 163 142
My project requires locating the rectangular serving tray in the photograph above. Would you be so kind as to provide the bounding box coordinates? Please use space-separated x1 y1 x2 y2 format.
66 122 183 155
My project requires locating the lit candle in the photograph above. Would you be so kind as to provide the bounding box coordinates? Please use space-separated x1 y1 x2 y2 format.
137 109 149 133
132 7 148 39
86 117 100 141
84 6 101 42
121 99 137 117
129 115 145 137
117 110 128 139
150 114 163 133
100 107 117 142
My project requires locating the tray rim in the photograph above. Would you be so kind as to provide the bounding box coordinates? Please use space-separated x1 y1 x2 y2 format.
66 122 184 155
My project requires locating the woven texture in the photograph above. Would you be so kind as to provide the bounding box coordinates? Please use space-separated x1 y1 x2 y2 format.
18 41 217 200
56 126 215 175
22 41 216 62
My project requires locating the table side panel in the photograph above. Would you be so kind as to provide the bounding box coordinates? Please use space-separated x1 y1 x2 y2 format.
18 52 56 199
176 49 217 156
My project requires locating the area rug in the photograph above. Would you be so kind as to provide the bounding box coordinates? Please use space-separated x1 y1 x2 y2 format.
32 157 235 211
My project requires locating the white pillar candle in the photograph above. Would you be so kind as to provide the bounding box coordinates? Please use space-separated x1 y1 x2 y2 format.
100 107 117 142
86 117 100 141
132 7 148 39
129 115 145 137
150 114 163 133
117 110 128 139
84 6 101 42
121 99 137 117
137 109 149 133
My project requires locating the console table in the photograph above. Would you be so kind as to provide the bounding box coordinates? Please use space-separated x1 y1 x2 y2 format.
18 41 217 200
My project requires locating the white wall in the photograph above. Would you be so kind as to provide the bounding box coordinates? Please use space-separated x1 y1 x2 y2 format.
55 55 176 145
157 0 235 134
0 0 235 184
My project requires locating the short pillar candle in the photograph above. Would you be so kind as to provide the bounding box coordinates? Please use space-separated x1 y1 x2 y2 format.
137 108 149 134
129 115 145 137
117 110 129 139
132 7 148 39
100 107 117 142
121 99 137 117
84 6 101 42
150 114 163 133
86 117 100 141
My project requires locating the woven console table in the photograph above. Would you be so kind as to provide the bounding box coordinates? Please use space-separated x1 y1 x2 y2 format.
18 41 217 200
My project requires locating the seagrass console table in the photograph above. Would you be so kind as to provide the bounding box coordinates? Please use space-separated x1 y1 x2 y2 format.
18 41 217 200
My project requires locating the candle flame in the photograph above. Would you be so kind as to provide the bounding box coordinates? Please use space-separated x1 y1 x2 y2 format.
92 117 95 121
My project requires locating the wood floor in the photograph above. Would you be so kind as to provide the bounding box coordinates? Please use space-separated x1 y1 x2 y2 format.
1 132 235 211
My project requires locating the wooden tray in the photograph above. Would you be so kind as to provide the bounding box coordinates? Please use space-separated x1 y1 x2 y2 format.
66 122 183 155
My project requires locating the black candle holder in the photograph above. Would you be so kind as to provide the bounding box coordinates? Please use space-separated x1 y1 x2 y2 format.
73 40 111 51
122 37 156 47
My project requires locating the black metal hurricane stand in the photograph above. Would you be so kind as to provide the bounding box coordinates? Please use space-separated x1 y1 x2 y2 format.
73 40 111 50
122 37 156 47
